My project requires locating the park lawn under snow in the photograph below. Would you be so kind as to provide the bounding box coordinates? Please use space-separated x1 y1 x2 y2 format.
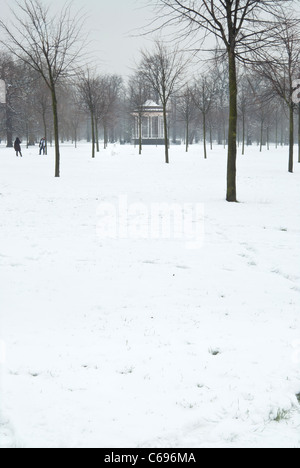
0 142 299 448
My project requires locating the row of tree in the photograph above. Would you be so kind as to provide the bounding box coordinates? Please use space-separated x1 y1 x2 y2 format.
0 0 300 201
0 49 298 155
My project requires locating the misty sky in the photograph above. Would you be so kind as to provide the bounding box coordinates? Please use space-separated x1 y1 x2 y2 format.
1 0 158 77
71 0 157 75
2 0 300 80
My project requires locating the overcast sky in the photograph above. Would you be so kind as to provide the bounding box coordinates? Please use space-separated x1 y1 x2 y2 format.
1 0 158 78
2 0 300 80
71 0 157 76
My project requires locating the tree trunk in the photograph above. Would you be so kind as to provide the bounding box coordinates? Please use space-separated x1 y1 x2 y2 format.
87 118 91 142
242 112 245 155
218 128 222 145
163 102 169 164
51 85 60 177
95 118 99 153
104 123 108 149
42 111 47 155
210 123 212 150
226 49 237 202
260 120 263 152
203 112 207 159
289 102 294 173
186 119 189 153
26 122 29 149
91 111 95 158
139 114 142 155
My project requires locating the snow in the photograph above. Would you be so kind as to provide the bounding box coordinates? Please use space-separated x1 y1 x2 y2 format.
0 142 299 448
144 100 161 107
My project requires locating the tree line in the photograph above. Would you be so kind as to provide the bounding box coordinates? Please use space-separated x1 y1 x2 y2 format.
0 49 297 155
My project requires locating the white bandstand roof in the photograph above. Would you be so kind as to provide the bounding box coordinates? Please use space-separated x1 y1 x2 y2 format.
144 100 161 108
132 100 165 117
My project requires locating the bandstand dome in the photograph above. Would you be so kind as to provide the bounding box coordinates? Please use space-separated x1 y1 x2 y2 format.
143 100 162 109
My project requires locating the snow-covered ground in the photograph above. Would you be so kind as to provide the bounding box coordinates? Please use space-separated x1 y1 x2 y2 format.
0 142 299 448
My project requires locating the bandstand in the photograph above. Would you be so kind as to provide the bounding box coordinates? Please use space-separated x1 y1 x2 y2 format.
132 100 165 145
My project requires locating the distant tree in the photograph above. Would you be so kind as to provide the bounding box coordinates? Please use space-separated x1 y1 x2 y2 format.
34 79 52 153
68 86 84 148
238 73 253 155
19 63 40 148
248 75 273 152
273 100 281 150
177 86 197 152
191 76 215 159
97 75 123 149
78 72 123 155
212 58 229 148
129 72 152 154
253 12 300 173
0 53 23 147
78 70 100 158
0 0 86 177
139 41 187 164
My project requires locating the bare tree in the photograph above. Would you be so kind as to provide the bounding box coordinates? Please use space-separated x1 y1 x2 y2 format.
0 0 86 177
238 73 253 155
213 60 229 149
34 79 52 154
157 0 293 200
129 72 152 154
192 76 215 159
253 12 300 173
68 86 84 148
247 75 273 152
177 86 197 152
0 53 23 147
78 70 99 158
97 75 123 150
20 67 38 148
139 41 187 164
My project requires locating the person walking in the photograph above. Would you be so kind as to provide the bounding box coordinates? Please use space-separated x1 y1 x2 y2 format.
39 137 46 155
14 137 22 157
